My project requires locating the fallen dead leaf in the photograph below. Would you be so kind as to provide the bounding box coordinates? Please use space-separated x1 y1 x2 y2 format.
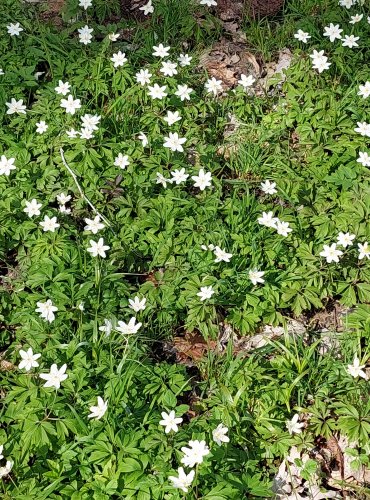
246 0 285 18
0 359 15 372
173 332 217 366
199 39 261 91
216 0 244 22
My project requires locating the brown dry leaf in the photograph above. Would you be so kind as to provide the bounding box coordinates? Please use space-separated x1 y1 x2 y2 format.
199 39 261 91
216 0 244 22
325 436 344 480
145 268 164 287
307 302 347 332
257 48 293 94
246 0 285 18
173 332 217 366
39 0 66 25
0 359 15 372
291 130 300 145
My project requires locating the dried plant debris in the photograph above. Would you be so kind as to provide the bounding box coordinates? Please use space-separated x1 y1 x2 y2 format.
273 437 370 500
199 39 261 92
246 0 285 19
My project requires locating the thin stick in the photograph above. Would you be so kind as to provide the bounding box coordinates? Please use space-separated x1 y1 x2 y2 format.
59 147 112 229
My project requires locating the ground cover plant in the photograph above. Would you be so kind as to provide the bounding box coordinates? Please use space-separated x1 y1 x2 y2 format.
0 0 369 498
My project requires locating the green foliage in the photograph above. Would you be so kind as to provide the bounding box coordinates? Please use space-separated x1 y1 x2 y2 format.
0 0 369 498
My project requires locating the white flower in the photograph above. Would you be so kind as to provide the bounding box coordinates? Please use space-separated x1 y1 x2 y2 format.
178 53 192 66
36 299 58 323
81 114 101 131
276 221 292 237
261 180 277 194
163 110 181 126
354 122 370 137
169 467 195 493
36 121 48 134
159 410 183 433
79 128 94 140
249 269 265 285
87 238 110 258
57 193 71 205
111 51 127 67
163 132 186 152
212 423 230 445
201 243 215 251
99 319 113 336
294 29 311 43
200 0 217 5
175 84 193 101
40 215 60 232
342 35 360 48
0 155 16 176
135 69 152 86
238 74 255 88
181 440 210 468
139 0 154 15
18 347 41 372
78 25 93 45
160 61 177 77
347 356 367 379
357 151 370 166
257 211 278 228
197 285 215 301
24 199 42 217
358 242 370 259
310 50 331 73
339 0 354 7
205 77 223 95
34 71 45 80
108 33 120 42
337 232 355 248
116 317 142 335
79 0 93 9
40 364 68 389
7 22 23 36
88 396 108 419
55 80 71 95
138 132 148 147
170 168 189 184
319 243 343 263
358 82 370 99
152 43 170 58
147 83 167 99
349 13 363 23
0 69 4 76
59 204 71 214
0 461 13 479
84 215 105 234
286 414 304 435
6 98 26 115
156 172 172 188
323 23 342 42
66 128 79 138
60 95 81 115
192 169 212 191
114 153 130 169
213 246 232 263
0 445 3 460
78 302 84 311
128 296 147 312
